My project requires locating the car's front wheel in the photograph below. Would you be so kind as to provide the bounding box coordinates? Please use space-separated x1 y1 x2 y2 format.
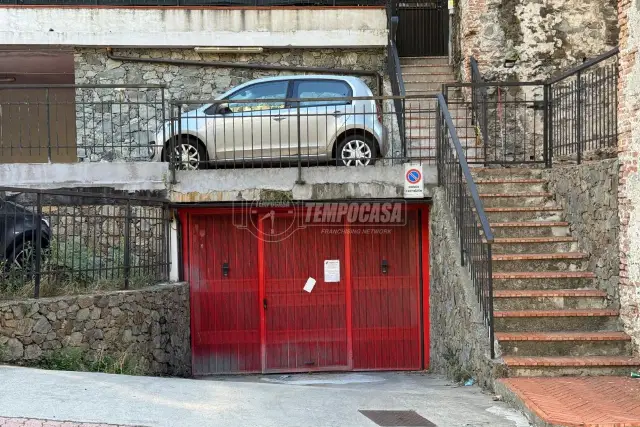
164 137 208 170
336 135 377 166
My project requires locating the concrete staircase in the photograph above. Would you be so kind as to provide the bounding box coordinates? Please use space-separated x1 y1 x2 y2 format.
473 168 640 377
400 56 482 163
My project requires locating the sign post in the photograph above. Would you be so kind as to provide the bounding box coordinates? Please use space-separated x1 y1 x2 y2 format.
404 163 424 198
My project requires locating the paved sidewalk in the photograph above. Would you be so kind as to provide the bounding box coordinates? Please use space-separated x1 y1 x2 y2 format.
0 366 530 427
0 418 135 427
498 376 640 427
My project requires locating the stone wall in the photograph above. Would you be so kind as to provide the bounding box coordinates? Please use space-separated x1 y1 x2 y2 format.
617 0 640 354
542 159 620 304
455 0 618 82
73 48 386 162
429 189 499 390
0 283 191 376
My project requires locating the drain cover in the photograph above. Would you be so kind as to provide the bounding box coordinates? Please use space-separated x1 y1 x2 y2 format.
358 410 436 426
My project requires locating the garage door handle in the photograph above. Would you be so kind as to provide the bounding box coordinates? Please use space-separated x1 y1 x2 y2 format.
272 117 286 122
263 299 268 310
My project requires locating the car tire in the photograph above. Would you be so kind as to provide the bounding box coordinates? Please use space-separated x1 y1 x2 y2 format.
164 136 208 170
336 134 377 166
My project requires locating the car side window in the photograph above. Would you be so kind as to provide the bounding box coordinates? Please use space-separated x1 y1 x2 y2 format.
293 80 352 107
227 81 289 113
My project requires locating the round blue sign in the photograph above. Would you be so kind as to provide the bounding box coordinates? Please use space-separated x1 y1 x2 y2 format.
406 169 422 184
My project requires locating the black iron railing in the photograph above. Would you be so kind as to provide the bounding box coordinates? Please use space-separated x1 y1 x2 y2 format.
0 186 171 299
0 0 385 5
0 84 167 164
467 48 618 166
445 81 547 165
436 93 495 358
547 48 619 164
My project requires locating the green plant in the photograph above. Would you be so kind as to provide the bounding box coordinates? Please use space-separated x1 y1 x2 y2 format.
35 347 145 376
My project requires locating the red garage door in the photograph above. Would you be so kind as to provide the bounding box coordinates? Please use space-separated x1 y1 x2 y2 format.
181 204 429 376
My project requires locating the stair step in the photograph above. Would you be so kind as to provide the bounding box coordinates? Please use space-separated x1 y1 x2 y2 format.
486 221 570 238
484 207 565 224
494 289 606 298
480 192 554 208
493 252 588 261
495 308 618 318
503 356 640 377
496 331 630 341
493 271 596 290
400 57 450 66
476 179 547 194
471 168 544 179
492 252 588 273
493 289 608 310
494 309 620 332
497 332 632 357
480 192 554 198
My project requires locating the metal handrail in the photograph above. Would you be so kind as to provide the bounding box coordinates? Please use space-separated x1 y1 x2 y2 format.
437 93 493 242
436 93 495 358
390 40 406 96
546 47 619 85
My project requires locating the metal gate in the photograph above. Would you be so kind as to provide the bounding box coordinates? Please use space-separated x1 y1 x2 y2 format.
395 0 449 57
181 204 429 376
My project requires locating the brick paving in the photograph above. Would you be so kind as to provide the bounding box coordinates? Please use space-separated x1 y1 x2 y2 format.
0 418 138 427
499 376 640 427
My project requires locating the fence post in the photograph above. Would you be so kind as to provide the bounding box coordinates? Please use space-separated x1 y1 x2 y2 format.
123 200 132 290
487 242 495 359
543 84 550 168
295 101 304 184
458 165 465 267
34 193 42 299
45 88 52 162
576 71 583 164
436 102 442 186
171 103 180 184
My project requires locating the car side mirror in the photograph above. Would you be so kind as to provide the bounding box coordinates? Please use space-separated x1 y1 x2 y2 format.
216 103 232 115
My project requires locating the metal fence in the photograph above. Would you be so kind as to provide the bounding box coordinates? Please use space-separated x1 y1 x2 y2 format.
0 186 171 299
0 84 166 164
466 48 619 166
445 82 547 165
548 48 618 164
436 93 494 358
0 0 385 5
167 94 438 176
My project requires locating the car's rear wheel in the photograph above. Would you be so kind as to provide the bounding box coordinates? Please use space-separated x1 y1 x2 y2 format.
164 137 208 170
336 134 377 166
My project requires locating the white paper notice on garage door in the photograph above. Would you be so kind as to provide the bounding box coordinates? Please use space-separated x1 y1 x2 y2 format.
324 260 340 282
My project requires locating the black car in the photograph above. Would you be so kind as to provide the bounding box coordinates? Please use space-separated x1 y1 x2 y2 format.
0 197 51 272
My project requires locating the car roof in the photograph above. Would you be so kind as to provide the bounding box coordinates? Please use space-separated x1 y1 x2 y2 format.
216 75 370 99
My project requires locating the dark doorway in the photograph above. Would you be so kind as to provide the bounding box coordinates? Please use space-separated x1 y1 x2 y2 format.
396 0 449 57
0 47 76 163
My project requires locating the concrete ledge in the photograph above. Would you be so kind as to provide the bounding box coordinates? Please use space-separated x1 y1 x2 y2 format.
0 7 387 47
0 162 169 191
170 164 437 202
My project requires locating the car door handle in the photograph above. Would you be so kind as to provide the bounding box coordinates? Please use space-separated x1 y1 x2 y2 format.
272 117 287 122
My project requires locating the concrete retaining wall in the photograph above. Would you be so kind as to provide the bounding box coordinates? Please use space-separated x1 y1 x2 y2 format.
0 283 191 377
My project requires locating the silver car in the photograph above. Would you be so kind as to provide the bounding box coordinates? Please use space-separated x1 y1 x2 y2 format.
150 75 387 169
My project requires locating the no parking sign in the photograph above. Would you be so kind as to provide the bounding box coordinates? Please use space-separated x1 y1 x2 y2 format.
404 163 424 199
